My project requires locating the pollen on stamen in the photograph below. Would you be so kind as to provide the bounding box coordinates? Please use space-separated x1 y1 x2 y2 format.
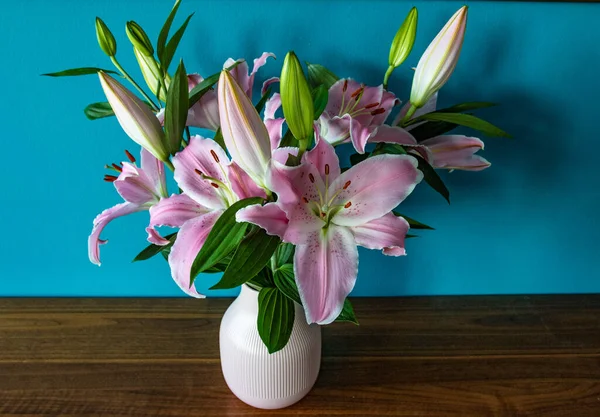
371 108 386 116
343 180 352 189
104 175 118 182
302 197 309 203
350 87 364 98
124 150 136 163
194 169 204 176
210 150 220 163
365 102 380 109
210 182 219 189
308 173 315 183
344 201 352 208
342 80 348 92
112 163 122 172
325 164 330 175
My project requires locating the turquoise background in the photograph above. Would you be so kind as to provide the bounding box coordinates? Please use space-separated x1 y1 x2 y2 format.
2 1 599 297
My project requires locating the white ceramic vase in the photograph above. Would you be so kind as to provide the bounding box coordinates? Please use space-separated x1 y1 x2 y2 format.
219 284 322 409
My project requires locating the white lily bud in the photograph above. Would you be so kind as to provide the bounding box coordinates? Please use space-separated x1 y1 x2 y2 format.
98 72 169 162
410 6 468 108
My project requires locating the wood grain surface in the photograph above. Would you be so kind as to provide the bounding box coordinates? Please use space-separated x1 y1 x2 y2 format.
1 295 599 416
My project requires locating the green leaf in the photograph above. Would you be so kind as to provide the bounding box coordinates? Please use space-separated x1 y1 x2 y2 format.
188 61 241 107
204 255 233 273
210 228 281 290
406 234 418 239
393 212 434 230
275 243 294 267
84 102 114 120
306 62 339 90
350 152 370 166
212 128 226 150
190 197 263 284
165 60 189 154
42 67 118 77
273 264 301 304
413 153 450 204
161 13 194 71
157 0 181 65
279 129 297 148
413 112 511 138
371 143 407 156
409 121 458 142
133 233 177 262
335 299 359 325
255 87 272 115
311 85 328 120
436 102 497 113
257 287 295 354
248 267 275 289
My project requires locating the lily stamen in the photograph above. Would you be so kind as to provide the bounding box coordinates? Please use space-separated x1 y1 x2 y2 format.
124 149 136 163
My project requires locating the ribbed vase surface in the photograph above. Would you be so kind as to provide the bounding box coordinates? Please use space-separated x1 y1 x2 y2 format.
219 285 322 409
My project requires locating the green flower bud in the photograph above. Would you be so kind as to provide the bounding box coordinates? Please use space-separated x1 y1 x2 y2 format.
126 21 154 57
280 52 314 144
134 48 170 101
388 7 418 68
95 17 117 57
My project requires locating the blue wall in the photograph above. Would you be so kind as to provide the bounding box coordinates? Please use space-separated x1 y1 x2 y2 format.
2 0 599 297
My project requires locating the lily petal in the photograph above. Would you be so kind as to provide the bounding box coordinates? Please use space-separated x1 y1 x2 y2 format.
227 162 267 200
140 148 167 198
218 70 272 188
317 113 351 146
330 154 423 227
236 202 289 238
186 74 220 131
167 210 222 298
114 163 158 205
421 135 490 171
367 125 433 161
349 118 377 154
294 225 358 325
351 213 410 256
88 202 144 265
146 193 212 245
304 137 341 181
172 135 230 210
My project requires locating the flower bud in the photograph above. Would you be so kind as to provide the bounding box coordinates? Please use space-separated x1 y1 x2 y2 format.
280 51 314 142
388 7 418 68
98 72 169 162
410 6 468 108
95 17 117 57
134 48 170 101
126 21 154 57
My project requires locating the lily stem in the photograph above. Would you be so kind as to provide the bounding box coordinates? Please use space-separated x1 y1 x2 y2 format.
399 104 417 126
110 57 160 111
383 66 394 91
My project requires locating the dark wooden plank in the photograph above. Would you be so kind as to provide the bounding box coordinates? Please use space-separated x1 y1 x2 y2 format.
1 358 599 416
1 296 599 361
0 295 599 416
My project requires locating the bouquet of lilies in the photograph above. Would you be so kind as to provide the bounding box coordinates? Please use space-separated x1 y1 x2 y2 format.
46 2 508 353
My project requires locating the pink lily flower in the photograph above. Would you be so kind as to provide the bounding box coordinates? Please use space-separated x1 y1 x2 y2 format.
146 135 266 298
420 135 490 171
317 78 399 154
369 126 490 171
162 53 276 131
88 148 167 266
237 139 423 324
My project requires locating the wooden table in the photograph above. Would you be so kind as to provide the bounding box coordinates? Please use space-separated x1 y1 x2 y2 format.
1 295 599 416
